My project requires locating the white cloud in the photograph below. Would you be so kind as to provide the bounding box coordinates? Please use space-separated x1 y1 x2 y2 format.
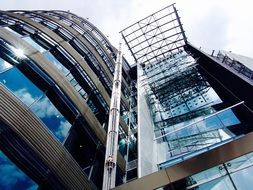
14 88 71 139
14 88 36 107
14 88 61 118
0 0 252 61
55 120 71 139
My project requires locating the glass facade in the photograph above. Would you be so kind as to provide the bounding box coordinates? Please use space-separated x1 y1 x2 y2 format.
0 151 37 190
0 55 71 143
160 152 253 190
216 50 253 80
0 10 136 190
119 3 253 189
1 5 252 190
138 49 248 174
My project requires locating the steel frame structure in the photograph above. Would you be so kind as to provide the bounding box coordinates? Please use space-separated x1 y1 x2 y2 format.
120 3 187 65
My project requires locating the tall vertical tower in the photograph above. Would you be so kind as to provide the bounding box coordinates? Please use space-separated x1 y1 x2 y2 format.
1 4 253 190
0 10 137 190
118 3 253 190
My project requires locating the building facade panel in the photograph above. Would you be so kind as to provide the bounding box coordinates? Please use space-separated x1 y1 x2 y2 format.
0 10 137 189
120 3 253 190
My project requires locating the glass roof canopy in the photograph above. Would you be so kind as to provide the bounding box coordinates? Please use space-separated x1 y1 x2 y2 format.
120 3 187 65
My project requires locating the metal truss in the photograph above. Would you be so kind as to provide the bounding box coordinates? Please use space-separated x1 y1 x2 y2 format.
120 3 187 64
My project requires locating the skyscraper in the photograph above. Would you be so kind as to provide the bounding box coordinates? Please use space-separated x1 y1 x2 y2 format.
116 3 253 190
0 10 137 190
1 4 253 190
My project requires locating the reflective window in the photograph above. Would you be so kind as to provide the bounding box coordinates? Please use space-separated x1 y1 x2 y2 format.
43 51 69 75
231 166 253 189
23 36 47 53
4 26 23 37
218 109 240 127
30 94 71 142
141 50 245 166
42 48 108 115
0 57 13 72
0 151 37 190
171 152 253 190
0 66 71 142
0 67 43 107
43 21 57 30
190 176 235 190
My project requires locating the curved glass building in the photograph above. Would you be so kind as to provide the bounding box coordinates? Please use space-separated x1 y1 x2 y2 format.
2 5 253 190
0 10 137 190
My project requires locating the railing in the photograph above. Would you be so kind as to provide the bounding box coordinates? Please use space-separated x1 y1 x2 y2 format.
216 51 253 81
199 47 253 81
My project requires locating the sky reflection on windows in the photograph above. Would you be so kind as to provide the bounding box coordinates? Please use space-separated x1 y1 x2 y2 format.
0 67 43 107
23 36 47 53
43 51 69 75
184 152 253 190
0 151 37 190
4 26 23 37
30 94 71 142
0 66 71 142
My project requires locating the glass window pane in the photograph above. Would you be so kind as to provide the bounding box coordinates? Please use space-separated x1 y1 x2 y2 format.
0 67 43 107
30 94 72 142
231 166 253 190
23 36 46 53
43 51 69 75
217 109 240 127
0 57 13 72
4 26 23 37
191 176 235 190
189 165 226 186
226 153 253 173
0 65 71 142
0 151 37 190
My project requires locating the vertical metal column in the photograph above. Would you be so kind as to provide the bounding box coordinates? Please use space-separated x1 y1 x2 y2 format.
102 43 123 190
173 4 187 43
